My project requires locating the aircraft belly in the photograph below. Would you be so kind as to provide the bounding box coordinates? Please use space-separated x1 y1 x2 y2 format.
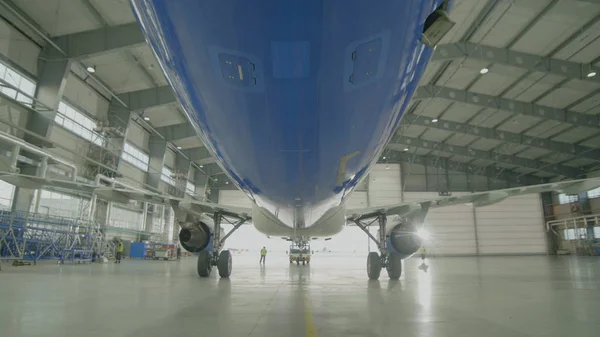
130 0 446 227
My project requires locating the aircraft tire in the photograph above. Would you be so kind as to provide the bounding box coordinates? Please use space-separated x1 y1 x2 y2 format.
367 252 382 280
218 250 232 278
197 250 212 277
386 253 402 280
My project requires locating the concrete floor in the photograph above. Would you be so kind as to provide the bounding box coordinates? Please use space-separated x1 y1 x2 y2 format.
1 254 599 337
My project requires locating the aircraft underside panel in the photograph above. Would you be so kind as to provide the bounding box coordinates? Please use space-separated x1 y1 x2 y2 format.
130 0 445 227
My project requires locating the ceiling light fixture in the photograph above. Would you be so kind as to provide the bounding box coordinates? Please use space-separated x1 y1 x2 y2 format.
479 67 489 74
587 71 597 78
432 118 439 123
86 65 96 73
382 156 386 160
199 165 204 168
403 148 409 151
176 146 182 150
143 116 150 121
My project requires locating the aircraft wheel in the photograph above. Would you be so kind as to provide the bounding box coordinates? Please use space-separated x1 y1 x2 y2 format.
386 253 402 280
367 252 382 280
218 250 232 278
197 250 212 277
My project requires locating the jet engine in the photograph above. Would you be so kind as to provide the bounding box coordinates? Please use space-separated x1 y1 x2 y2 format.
386 223 423 258
179 221 213 253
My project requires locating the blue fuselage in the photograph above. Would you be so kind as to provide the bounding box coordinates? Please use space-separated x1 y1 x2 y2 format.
131 0 445 228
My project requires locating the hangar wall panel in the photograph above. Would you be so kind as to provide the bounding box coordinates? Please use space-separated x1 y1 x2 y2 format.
118 161 147 187
346 191 368 209
219 190 252 208
63 74 109 119
127 122 149 150
475 194 546 255
164 149 175 168
405 192 477 256
47 126 89 174
369 164 402 206
0 18 40 76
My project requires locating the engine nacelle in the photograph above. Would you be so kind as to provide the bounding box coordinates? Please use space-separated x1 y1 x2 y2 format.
179 221 213 253
386 223 422 259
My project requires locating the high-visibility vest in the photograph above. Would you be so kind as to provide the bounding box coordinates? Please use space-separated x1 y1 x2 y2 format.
261 249 267 256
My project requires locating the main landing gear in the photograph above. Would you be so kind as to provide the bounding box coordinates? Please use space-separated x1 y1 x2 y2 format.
354 213 402 280
197 212 247 278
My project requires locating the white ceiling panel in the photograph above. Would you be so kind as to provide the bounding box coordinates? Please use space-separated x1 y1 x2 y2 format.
449 155 473 163
435 59 489 89
516 147 550 160
441 103 482 123
469 64 527 96
420 129 453 142
468 108 513 128
15 0 101 36
524 121 572 139
569 92 600 115
144 105 185 128
494 143 529 155
469 0 552 47
579 135 600 148
496 115 542 133
412 99 451 118
89 0 136 26
539 152 574 164
551 126 598 144
395 124 427 138
505 73 565 102
536 79 600 108
469 138 502 151
87 50 155 93
173 137 203 150
441 0 488 44
564 157 596 168
509 1 600 56
552 18 600 62
513 167 537 175
419 61 443 85
444 133 479 146
130 45 169 87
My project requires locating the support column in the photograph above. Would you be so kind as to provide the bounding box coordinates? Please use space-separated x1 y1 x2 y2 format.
174 153 191 197
146 136 167 191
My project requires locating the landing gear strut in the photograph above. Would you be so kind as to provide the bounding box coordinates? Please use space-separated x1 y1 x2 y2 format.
354 213 402 280
197 212 247 278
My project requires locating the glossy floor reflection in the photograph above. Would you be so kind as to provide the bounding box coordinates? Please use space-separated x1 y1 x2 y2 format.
1 254 599 337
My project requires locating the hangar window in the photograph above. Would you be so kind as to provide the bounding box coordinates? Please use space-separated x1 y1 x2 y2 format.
161 166 176 186
587 187 600 199
558 193 578 205
563 228 587 240
55 101 103 146
186 181 196 195
122 142 150 171
0 180 16 209
34 190 86 218
109 206 144 231
0 59 36 106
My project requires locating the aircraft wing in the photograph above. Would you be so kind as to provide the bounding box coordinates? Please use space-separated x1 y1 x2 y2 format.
346 177 600 221
93 187 252 219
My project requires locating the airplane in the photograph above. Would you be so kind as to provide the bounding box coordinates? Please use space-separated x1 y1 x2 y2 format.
102 0 600 280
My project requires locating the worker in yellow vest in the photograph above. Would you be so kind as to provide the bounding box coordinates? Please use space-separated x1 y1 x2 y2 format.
115 241 124 264
259 247 267 264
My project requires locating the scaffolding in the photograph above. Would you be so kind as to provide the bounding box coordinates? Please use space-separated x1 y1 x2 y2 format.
546 214 600 256
0 209 105 267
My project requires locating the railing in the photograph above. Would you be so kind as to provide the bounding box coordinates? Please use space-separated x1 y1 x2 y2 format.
546 214 600 234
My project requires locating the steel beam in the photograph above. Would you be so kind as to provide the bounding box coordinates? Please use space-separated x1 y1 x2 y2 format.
182 147 213 162
431 42 600 84
398 115 600 162
117 86 176 112
53 22 146 59
390 136 583 178
154 123 197 142
382 152 548 186
413 85 600 129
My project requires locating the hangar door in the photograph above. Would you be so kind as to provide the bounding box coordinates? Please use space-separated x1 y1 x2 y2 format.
475 194 546 255
405 192 477 256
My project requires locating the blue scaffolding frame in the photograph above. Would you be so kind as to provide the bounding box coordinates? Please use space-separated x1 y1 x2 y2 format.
0 210 104 264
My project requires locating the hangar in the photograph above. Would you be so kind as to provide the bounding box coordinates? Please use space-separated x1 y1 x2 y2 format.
0 1 599 336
